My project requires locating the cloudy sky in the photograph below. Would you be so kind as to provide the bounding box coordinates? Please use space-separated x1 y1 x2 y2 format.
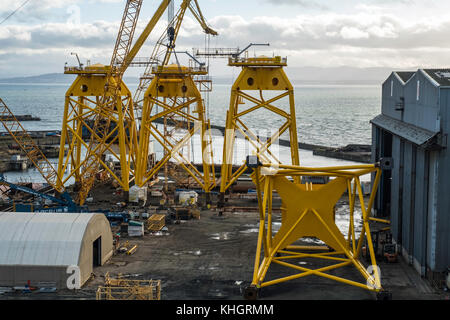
0 0 449 78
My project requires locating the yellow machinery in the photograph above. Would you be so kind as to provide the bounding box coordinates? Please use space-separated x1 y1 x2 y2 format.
219 56 300 203
134 0 217 198
96 272 161 300
135 64 216 196
133 0 217 113
57 0 176 204
58 0 216 204
0 98 64 193
244 156 392 300
60 64 138 204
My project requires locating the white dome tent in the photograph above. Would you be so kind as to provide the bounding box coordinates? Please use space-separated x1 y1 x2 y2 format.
0 212 113 289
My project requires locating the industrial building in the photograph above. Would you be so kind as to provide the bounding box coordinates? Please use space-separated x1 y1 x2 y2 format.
0 212 113 289
371 69 450 280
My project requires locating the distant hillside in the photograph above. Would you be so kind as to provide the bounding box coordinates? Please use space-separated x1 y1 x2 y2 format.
285 66 399 85
0 73 76 84
0 73 144 86
215 66 408 85
0 66 412 86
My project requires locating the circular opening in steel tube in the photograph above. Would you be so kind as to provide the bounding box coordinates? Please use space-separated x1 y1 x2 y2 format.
247 77 254 86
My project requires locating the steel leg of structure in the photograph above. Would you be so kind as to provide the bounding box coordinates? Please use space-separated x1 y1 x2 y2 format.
245 161 392 300
219 57 300 198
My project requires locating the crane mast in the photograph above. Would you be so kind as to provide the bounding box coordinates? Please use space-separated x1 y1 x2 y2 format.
134 1 218 199
57 0 215 205
76 0 146 204
0 98 64 194
111 0 143 69
134 0 218 114
59 0 178 204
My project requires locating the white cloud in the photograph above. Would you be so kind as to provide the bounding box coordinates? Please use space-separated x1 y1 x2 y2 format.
263 0 328 9
0 0 80 16
2 2 450 76
340 27 370 40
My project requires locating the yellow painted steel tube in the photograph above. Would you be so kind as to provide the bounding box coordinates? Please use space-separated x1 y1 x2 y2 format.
355 178 382 289
261 260 352 288
256 208 309 283
252 169 267 285
275 252 350 262
261 163 377 171
285 245 331 251
369 217 391 224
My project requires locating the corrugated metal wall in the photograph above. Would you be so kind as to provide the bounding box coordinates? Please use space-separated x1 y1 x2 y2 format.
381 73 405 121
413 148 428 275
373 70 450 275
379 134 433 275
403 71 440 132
390 135 401 241
435 90 450 271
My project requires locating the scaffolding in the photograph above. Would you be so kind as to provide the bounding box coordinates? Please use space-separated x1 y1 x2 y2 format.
96 272 161 300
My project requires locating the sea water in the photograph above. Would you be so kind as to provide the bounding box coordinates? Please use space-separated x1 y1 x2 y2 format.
0 82 381 183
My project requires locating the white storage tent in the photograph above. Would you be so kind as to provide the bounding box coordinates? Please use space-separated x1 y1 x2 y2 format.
0 212 113 289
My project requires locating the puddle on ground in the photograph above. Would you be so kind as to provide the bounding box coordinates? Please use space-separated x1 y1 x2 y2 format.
335 204 363 238
209 232 234 240
239 222 283 235
173 250 202 256
151 232 170 236
240 225 259 234
240 205 363 241
208 266 220 271
300 237 324 245
240 228 259 234
207 289 228 299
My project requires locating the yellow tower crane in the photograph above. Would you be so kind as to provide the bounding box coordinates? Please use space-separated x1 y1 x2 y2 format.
134 0 218 199
134 0 217 112
57 0 176 204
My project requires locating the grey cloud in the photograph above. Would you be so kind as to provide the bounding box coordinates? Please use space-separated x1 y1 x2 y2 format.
2 10 450 76
369 0 415 3
0 21 116 50
0 0 81 23
263 0 328 10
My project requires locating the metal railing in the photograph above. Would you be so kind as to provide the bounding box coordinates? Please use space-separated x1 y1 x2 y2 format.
228 56 287 65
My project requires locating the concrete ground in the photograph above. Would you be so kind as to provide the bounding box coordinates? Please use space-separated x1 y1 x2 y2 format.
84 199 445 301
1 195 446 301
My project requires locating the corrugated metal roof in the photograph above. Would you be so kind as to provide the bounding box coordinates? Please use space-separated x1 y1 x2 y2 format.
394 71 415 84
0 212 96 266
423 69 450 86
370 114 439 147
